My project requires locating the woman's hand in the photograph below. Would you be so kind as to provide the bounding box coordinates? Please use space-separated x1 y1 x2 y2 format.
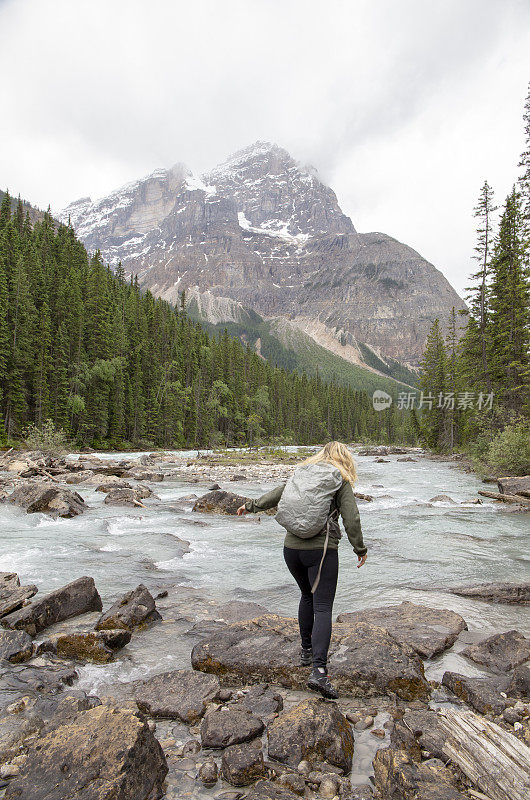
237 505 248 516
357 554 367 568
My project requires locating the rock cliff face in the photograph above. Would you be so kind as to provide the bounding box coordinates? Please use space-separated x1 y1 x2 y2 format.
58 142 466 367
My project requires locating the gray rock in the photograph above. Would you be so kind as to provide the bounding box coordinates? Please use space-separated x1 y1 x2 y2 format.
462 630 530 673
447 582 530 605
336 602 467 659
277 773 306 794
95 479 133 492
199 758 218 785
0 630 33 663
245 779 300 800
0 573 38 619
96 584 160 631
220 741 265 786
232 683 283 721
7 482 87 517
4 703 167 800
200 707 264 748
390 711 449 761
267 698 354 773
103 487 146 506
373 746 467 800
38 629 131 663
428 495 455 503
497 476 530 497
507 663 530 699
126 469 164 482
0 712 44 763
135 669 220 723
1 577 102 636
441 671 508 715
191 614 429 701
192 490 250 515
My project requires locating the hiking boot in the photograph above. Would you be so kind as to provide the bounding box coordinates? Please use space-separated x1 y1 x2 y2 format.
300 647 312 667
307 668 339 700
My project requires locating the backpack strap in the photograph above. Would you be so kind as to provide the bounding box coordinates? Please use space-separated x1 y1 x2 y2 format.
310 508 339 594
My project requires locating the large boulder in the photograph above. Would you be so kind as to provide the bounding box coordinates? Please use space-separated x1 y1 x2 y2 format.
373 747 468 800
336 602 467 659
192 489 250 515
7 482 87 517
507 663 530 699
135 669 220 722
447 582 530 605
442 671 508 715
4 703 168 800
462 630 530 673
95 584 160 631
103 487 147 507
390 710 448 761
0 629 33 663
125 468 164 482
0 712 44 763
267 698 354 773
0 572 37 618
498 476 530 497
51 630 131 663
232 683 283 721
191 614 429 701
200 706 264 748
221 740 266 786
1 577 102 636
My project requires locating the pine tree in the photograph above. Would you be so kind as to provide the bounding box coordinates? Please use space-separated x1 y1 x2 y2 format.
418 319 448 450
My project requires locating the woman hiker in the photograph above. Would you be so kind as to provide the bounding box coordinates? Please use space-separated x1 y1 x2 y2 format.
237 441 367 700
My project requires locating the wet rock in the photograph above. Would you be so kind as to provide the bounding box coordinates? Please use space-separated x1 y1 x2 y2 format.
230 474 246 481
390 710 448 761
354 715 373 730
200 707 264 748
462 630 530 673
126 468 164 482
191 614 429 701
199 758 219 785
497 476 530 497
95 479 133 492
0 763 20 778
4 703 167 800
507 664 530 699
49 629 131 663
397 457 417 462
336 602 467 659
135 669 220 723
233 683 283 720
64 470 94 484
428 494 455 503
267 698 354 772
441 671 508 715
0 712 44 763
0 573 38 619
319 775 340 797
0 663 78 710
192 490 250 515
277 772 306 794
502 707 521 725
1 577 102 636
447 582 530 605
0 630 33 663
7 482 87 517
96 584 160 631
134 483 155 499
371 728 386 738
373 747 467 800
104 487 147 507
245 779 300 800
221 740 265 786
207 482 221 490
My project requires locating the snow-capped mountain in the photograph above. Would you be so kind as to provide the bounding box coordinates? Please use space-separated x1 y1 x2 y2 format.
58 142 466 368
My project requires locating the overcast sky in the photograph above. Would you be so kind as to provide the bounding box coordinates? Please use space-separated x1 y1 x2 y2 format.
1 0 529 297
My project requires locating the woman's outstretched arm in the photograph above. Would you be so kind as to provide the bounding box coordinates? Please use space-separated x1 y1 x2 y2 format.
237 483 286 515
336 481 367 566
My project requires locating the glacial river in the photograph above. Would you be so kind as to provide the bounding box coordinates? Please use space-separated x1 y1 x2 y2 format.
1 448 528 696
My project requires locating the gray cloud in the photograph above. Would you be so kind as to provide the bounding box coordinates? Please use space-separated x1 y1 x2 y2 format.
1 0 529 296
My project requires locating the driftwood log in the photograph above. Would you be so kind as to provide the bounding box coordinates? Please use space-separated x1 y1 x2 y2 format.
478 490 530 507
439 709 530 800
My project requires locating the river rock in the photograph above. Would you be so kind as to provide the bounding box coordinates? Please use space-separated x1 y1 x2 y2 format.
232 683 283 720
220 741 265 786
135 669 220 722
103 487 146 506
199 758 219 785
0 630 33 663
192 614 428 700
267 698 354 772
0 662 78 710
447 582 530 605
95 478 133 492
192 490 249 515
125 468 164 482
245 780 300 800
336 602 467 659
0 712 44 763
51 629 131 663
1 577 102 636
7 482 87 517
390 710 448 761
96 584 160 631
462 630 530 673
200 707 264 748
64 469 94 484
0 573 38 618
441 671 508 715
497 476 530 497
4 703 168 800
373 747 467 800
428 494 455 503
507 664 530 699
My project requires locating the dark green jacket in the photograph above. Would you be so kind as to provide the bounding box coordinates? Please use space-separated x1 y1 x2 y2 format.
244 480 367 556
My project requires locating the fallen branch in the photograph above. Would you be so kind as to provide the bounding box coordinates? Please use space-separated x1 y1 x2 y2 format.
478 490 530 507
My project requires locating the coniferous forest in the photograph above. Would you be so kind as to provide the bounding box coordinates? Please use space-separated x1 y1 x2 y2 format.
418 84 530 474
0 200 416 449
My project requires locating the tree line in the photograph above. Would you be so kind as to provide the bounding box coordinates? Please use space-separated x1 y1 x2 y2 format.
0 199 416 449
418 83 530 474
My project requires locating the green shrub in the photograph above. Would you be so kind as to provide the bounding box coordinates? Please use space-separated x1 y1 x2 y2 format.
23 419 70 456
486 419 530 476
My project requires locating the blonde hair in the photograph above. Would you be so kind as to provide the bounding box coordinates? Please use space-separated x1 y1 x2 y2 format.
300 441 357 485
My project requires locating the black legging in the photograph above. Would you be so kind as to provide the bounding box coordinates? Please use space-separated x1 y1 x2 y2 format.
283 546 338 670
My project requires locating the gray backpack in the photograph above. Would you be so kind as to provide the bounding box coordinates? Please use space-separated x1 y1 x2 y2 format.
276 463 343 592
